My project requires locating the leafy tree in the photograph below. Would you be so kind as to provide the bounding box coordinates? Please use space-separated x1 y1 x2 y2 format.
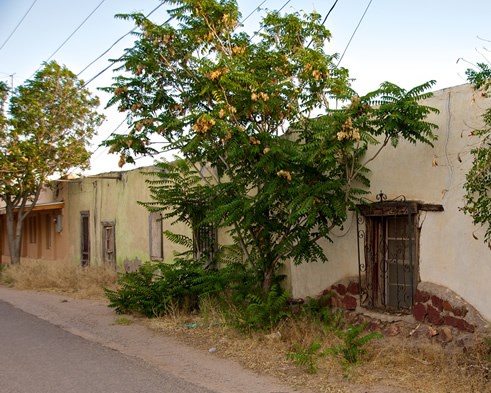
463 62 491 243
0 61 104 264
104 0 438 291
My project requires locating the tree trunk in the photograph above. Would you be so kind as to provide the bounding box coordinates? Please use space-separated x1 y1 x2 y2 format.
5 201 22 264
4 188 41 265
262 267 274 293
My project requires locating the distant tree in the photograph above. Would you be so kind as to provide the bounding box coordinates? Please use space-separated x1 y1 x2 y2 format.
463 62 491 243
0 61 104 264
104 0 438 291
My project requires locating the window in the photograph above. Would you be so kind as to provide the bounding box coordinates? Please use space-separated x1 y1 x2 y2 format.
101 221 116 266
357 200 443 312
358 201 420 312
192 209 217 269
80 211 90 267
149 212 163 260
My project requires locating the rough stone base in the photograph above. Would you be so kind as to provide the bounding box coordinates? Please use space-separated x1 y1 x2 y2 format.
316 278 488 338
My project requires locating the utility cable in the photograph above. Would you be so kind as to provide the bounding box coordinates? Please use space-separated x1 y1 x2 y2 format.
91 116 128 157
306 0 340 48
240 0 268 26
250 0 291 40
321 0 340 27
79 2 167 83
0 0 39 52
44 0 107 64
337 0 373 67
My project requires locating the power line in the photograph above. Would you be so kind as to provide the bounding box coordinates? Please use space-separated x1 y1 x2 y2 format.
78 2 167 82
251 0 291 40
307 0 340 49
240 0 268 25
321 0 340 26
44 0 107 64
91 116 128 157
337 0 373 67
0 0 39 52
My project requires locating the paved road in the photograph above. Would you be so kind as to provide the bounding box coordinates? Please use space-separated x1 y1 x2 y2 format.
0 300 214 393
0 288 301 393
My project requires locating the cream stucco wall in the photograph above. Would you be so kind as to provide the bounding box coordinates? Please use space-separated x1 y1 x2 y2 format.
62 167 190 268
289 84 491 322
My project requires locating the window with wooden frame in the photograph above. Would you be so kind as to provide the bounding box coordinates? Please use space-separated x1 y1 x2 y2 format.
80 211 90 267
101 221 116 266
191 208 217 269
357 200 443 313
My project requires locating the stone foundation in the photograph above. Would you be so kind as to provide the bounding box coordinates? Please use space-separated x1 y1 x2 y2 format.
321 278 360 311
411 282 482 333
320 279 485 334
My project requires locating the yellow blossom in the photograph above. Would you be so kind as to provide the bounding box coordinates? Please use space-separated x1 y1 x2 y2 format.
249 136 261 145
232 46 245 55
312 70 321 81
276 170 292 182
192 116 216 134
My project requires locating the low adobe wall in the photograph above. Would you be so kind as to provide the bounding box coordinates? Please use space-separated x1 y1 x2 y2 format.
321 278 486 333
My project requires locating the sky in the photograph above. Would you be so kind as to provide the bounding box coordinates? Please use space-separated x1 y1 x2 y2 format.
1 0 491 175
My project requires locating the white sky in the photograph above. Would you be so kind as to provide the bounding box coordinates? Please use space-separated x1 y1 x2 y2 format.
1 0 490 174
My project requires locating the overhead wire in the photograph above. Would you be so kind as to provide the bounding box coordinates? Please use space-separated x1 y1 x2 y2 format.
337 0 373 67
306 0 340 48
0 0 39 52
79 2 167 87
43 0 107 65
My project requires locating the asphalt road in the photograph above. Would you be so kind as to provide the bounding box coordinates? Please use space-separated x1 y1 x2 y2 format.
0 300 214 393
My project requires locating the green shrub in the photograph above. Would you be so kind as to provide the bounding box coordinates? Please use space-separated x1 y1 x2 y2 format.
302 294 344 330
287 339 326 374
328 322 383 364
105 259 259 318
231 284 291 332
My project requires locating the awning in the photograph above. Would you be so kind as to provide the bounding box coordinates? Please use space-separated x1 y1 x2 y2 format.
0 201 64 215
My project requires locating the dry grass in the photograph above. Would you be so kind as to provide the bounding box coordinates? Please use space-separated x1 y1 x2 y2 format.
145 300 491 393
0 260 118 299
1 263 490 393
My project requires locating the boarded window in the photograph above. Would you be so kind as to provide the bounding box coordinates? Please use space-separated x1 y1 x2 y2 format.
80 211 90 267
149 212 163 260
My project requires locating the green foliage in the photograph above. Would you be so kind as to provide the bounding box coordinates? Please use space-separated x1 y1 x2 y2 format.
463 62 491 243
233 284 291 332
0 61 104 264
328 323 383 364
104 0 438 291
287 339 326 374
105 259 260 318
302 294 344 330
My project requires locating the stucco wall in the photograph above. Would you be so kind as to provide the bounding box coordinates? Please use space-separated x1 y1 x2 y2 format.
289 83 491 322
62 167 190 268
